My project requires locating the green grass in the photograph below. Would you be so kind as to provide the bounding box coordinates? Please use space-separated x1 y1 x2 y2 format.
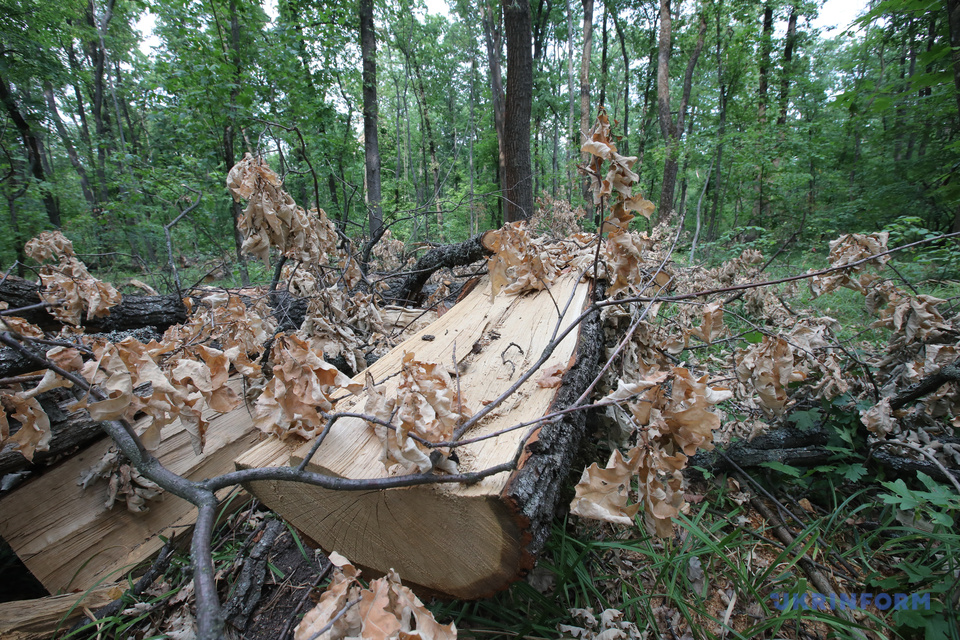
437 474 959 640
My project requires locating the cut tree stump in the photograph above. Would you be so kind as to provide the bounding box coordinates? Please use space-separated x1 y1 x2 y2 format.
0 379 259 594
237 271 600 599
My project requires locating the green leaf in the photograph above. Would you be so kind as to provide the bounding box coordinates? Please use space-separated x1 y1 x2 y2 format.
842 463 867 482
744 331 763 344
760 461 802 477
788 410 819 431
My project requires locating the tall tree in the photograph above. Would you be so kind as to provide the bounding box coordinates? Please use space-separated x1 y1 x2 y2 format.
503 0 534 221
579 0 594 203
656 0 706 214
0 70 61 228
360 0 384 252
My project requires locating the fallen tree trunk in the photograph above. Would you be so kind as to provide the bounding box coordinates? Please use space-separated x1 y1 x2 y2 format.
0 379 259 594
0 393 106 476
390 232 492 306
0 276 187 333
237 272 599 598
0 285 309 379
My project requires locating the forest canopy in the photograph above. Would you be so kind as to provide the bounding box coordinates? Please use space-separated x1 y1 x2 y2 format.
1 0 958 282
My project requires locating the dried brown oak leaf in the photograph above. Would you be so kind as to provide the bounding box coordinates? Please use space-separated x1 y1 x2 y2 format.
688 302 726 345
25 230 122 325
254 334 361 440
24 230 76 262
365 353 468 474
580 108 654 226
810 232 890 297
873 294 948 343
570 447 642 526
483 222 558 299
0 390 51 462
294 551 456 640
604 231 653 296
537 363 566 388
227 153 339 266
736 336 806 414
79 448 163 513
861 397 897 438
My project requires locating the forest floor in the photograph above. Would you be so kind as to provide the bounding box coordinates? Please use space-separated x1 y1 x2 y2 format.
2 240 959 640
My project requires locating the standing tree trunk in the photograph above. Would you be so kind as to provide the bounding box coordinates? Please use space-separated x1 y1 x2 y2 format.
226 0 250 286
777 4 799 126
948 0 960 231
708 0 728 241
607 1 630 155
598 4 608 109
657 1 706 216
43 82 96 208
566 0 576 196
0 71 62 228
750 1 774 225
579 0 594 204
483 1 508 208
359 0 384 257
503 0 534 222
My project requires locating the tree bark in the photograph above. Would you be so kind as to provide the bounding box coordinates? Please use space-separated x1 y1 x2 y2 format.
392 233 492 306
949 0 960 121
776 5 799 126
0 276 186 336
579 0 594 203
708 0 728 241
607 1 629 155
503 0 535 222
757 2 774 125
359 0 384 253
598 4 608 109
226 0 250 286
0 71 62 228
43 82 96 208
566 0 576 196
657 2 706 215
483 1 508 204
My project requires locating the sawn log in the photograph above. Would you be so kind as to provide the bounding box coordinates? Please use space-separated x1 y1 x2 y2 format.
236 271 600 599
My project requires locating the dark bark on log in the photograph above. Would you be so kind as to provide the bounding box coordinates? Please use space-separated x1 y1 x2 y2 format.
0 349 41 381
0 276 186 333
688 424 832 476
687 423 960 488
871 449 960 487
0 279 313 377
391 233 492 306
890 358 960 411
502 286 603 566
0 393 105 476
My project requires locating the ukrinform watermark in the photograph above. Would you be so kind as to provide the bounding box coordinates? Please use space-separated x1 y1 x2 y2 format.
770 592 931 611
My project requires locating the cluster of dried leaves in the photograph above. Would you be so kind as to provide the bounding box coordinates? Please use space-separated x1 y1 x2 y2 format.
808 234 960 458
294 552 456 640
227 153 339 266
571 365 731 536
0 158 397 486
24 230 122 326
363 352 468 474
558 607 647 640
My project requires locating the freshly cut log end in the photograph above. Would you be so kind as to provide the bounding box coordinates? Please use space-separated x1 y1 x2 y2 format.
237 272 600 598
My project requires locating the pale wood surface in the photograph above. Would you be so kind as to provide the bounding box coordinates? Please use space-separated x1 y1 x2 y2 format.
238 273 592 597
0 379 260 594
0 582 123 640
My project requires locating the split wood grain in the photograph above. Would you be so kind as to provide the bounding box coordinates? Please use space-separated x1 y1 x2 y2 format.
0 379 260 594
237 272 594 598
